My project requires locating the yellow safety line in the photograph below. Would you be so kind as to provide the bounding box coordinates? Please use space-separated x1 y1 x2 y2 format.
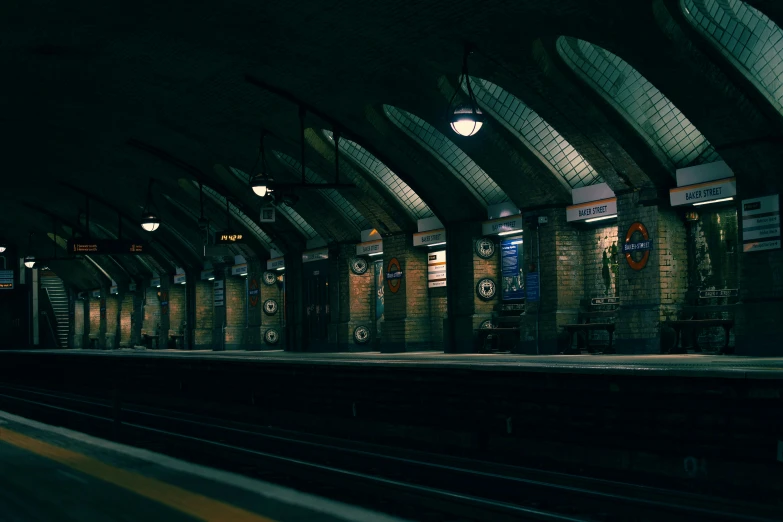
0 427 276 522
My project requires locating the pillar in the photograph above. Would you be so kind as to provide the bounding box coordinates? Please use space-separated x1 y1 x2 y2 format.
328 244 376 351
285 250 304 352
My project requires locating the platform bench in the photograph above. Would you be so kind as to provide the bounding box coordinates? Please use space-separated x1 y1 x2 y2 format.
666 318 734 354
561 323 615 355
475 327 519 353
141 331 159 349
168 331 184 349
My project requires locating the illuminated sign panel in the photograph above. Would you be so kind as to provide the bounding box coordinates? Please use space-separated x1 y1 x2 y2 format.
413 229 446 247
0 269 13 290
481 216 523 236
216 232 245 244
67 239 146 255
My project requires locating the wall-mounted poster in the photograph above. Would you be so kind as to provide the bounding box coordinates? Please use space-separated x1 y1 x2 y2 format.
501 238 525 301
375 260 384 320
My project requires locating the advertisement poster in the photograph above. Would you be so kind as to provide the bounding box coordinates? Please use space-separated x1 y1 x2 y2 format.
375 260 384 320
501 239 525 301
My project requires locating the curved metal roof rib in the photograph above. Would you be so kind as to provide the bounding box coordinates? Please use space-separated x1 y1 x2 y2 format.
556 36 722 171
466 77 602 189
383 105 509 208
322 130 434 220
683 0 783 116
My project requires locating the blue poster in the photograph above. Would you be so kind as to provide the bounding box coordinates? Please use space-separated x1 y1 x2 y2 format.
375 260 384 320
501 239 525 301
525 273 540 302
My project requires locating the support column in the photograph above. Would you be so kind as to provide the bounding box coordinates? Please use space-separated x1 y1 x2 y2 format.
444 222 490 353
244 261 264 350
260 267 284 350
519 209 583 354
211 264 227 351
328 244 375 351
285 250 304 352
380 233 430 353
614 193 687 354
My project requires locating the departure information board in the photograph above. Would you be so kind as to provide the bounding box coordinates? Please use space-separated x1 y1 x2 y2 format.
0 269 13 289
67 239 146 255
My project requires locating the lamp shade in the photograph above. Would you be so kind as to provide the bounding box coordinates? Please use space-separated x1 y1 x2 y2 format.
250 174 272 197
140 213 160 232
450 103 484 137
24 255 35 268
0 243 6 253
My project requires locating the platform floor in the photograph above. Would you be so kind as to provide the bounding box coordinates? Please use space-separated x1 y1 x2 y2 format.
0 410 403 522
4 348 783 378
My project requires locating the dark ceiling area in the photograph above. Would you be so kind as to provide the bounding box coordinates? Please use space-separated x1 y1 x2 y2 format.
2 0 782 289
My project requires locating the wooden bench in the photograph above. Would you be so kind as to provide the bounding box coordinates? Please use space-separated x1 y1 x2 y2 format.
664 298 736 355
169 331 185 349
561 322 616 355
88 334 99 350
141 331 159 349
560 302 617 355
474 311 524 353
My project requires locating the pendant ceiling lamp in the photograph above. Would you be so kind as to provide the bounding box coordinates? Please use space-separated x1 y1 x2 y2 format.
0 241 7 253
23 232 35 268
140 179 161 232
447 44 484 137
250 132 274 198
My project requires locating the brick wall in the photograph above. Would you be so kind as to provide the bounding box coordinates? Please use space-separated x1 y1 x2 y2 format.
225 273 247 348
142 287 161 335
73 299 85 347
89 298 101 337
658 207 688 323
168 284 186 333
105 296 119 348
582 225 620 299
194 280 213 348
119 294 133 346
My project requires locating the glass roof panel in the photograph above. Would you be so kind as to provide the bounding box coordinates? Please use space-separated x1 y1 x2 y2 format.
682 0 783 116
383 105 509 207
229 166 321 240
465 77 601 189
272 151 371 232
556 36 721 170
323 130 433 219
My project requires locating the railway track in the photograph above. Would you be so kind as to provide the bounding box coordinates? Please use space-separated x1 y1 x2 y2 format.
0 383 778 522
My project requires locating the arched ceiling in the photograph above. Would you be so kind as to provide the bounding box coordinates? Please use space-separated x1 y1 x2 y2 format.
2 0 783 290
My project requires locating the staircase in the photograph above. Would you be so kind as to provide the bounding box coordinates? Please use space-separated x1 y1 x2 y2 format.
40 273 70 348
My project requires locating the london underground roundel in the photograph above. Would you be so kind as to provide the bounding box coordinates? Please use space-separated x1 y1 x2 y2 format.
386 257 403 293
623 222 653 271
248 278 260 307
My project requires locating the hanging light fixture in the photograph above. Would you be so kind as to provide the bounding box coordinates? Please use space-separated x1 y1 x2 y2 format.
23 232 35 268
140 179 161 232
0 241 6 253
250 132 274 197
447 44 484 137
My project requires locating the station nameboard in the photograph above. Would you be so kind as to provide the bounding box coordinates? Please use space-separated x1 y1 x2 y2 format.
356 240 383 256
302 248 328 263
699 289 738 299
67 239 146 255
742 195 780 253
267 256 285 270
566 198 617 222
413 229 446 247
216 232 245 244
481 216 522 236
0 269 13 290
669 178 736 207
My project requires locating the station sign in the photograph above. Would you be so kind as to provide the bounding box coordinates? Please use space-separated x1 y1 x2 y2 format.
110 285 118 295
91 289 101 298
0 269 13 290
216 232 245 244
267 256 285 270
173 273 187 284
591 296 620 305
427 250 446 288
231 263 248 276
129 282 137 292
482 216 523 236
413 229 446 247
200 269 215 281
356 240 383 256
150 278 161 287
386 257 403 293
213 280 224 307
699 289 738 299
67 239 146 255
566 198 617 222
669 178 736 207
742 195 780 253
302 248 328 263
